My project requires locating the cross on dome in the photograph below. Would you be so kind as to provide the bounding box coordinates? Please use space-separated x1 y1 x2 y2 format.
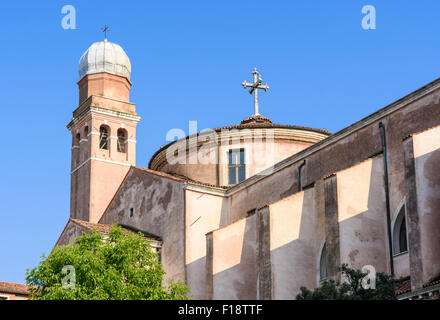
241 68 270 116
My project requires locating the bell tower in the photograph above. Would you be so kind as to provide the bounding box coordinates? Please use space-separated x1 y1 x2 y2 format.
67 38 141 223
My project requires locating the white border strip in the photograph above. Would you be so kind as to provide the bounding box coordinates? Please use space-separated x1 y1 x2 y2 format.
71 157 131 174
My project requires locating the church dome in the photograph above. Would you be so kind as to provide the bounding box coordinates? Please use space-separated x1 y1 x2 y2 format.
78 39 131 81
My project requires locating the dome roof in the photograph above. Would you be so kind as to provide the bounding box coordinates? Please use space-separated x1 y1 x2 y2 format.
78 39 131 81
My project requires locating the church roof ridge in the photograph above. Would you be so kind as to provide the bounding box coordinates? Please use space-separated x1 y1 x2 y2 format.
132 166 229 189
70 218 161 241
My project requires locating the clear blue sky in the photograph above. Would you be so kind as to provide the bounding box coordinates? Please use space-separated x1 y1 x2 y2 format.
1 0 440 283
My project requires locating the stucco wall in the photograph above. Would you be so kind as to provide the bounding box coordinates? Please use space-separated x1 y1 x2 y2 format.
185 189 229 299
99 167 186 283
413 125 440 283
269 187 324 299
70 161 91 221
336 157 389 273
210 214 258 300
89 160 130 223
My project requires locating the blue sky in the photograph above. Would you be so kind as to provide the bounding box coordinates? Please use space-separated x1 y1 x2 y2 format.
1 0 440 283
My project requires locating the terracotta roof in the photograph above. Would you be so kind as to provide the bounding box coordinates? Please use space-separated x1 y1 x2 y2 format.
169 172 229 189
71 219 112 234
70 219 161 241
132 166 186 183
240 114 273 124
134 166 228 189
395 278 411 295
395 276 440 296
0 281 32 295
214 114 331 135
423 278 440 288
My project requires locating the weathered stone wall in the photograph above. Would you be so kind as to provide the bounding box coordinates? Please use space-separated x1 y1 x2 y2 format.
99 167 186 283
56 221 87 246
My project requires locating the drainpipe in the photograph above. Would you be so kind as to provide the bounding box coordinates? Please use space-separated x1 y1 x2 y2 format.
298 160 306 192
379 122 395 277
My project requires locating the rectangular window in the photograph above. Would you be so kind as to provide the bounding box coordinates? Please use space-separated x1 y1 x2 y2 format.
228 149 246 185
129 208 134 218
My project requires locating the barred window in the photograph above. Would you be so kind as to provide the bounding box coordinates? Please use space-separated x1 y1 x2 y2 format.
117 128 127 153
99 126 109 150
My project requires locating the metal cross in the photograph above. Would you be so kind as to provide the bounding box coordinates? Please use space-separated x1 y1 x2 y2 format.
241 68 269 116
101 25 110 39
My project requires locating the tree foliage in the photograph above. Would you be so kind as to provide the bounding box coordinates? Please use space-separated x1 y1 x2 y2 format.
26 225 191 300
296 264 399 300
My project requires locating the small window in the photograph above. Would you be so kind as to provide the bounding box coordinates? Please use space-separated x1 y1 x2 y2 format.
393 204 408 255
84 126 89 138
228 149 245 185
129 208 134 218
117 129 127 153
319 244 327 281
99 126 109 150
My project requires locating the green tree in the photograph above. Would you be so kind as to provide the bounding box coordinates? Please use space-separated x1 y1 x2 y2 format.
26 225 191 300
296 264 399 300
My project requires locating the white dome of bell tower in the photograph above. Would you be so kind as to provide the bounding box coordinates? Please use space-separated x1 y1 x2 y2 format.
78 38 131 81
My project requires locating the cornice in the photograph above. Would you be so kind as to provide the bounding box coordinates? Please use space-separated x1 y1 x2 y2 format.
66 104 141 130
149 127 328 171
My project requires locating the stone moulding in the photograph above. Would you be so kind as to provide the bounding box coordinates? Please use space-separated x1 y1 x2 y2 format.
149 127 329 172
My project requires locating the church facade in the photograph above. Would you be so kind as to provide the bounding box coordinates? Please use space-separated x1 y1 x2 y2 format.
57 38 440 300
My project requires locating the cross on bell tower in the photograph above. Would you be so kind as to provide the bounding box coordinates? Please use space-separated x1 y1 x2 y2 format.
101 25 110 40
241 68 269 116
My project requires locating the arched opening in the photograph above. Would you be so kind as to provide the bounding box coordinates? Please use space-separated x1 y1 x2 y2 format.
393 204 408 255
74 133 80 146
117 128 127 153
83 126 89 138
319 243 327 281
99 125 110 150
